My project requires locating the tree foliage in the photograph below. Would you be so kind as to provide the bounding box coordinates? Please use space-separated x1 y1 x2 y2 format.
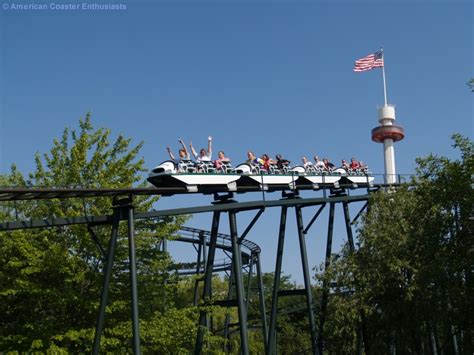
321 134 473 353
0 113 191 352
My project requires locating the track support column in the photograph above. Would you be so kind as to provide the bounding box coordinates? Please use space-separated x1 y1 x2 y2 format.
195 211 220 354
246 253 254 310
223 260 234 349
193 233 204 306
318 202 335 354
229 210 250 355
295 206 318 354
343 201 369 354
342 202 355 251
255 252 269 353
268 206 288 354
93 208 120 355
127 200 141 354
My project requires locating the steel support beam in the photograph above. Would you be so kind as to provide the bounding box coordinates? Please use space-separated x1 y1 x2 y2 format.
193 236 204 306
343 201 367 354
268 206 288 354
201 232 207 274
295 206 318 354
303 203 326 235
127 202 141 354
342 202 355 251
162 238 168 253
350 201 368 226
255 252 268 353
195 211 220 354
318 202 335 354
223 260 234 351
87 224 106 261
0 194 371 231
246 254 254 311
93 209 120 355
0 183 392 202
229 210 250 355
238 208 265 243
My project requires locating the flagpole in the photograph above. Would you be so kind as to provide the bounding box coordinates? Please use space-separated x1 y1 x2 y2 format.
381 48 388 105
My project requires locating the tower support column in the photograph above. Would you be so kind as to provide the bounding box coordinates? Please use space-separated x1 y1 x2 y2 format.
383 138 396 183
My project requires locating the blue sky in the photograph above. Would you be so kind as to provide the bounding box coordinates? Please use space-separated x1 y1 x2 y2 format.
1 0 472 283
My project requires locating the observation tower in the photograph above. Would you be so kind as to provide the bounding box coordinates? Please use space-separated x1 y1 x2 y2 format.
354 48 405 184
359 49 405 184
371 104 405 184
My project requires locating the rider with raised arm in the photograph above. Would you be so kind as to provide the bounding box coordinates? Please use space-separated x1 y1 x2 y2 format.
190 136 212 162
166 138 190 162
189 136 213 172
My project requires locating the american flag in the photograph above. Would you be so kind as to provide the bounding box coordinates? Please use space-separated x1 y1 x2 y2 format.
353 50 384 72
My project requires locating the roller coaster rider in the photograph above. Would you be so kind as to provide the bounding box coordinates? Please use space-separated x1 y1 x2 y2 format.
245 151 264 173
260 154 277 172
323 158 335 172
275 154 291 172
215 151 231 172
190 136 214 173
166 139 198 173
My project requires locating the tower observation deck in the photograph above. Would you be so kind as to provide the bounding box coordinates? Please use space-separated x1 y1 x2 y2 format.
371 104 405 184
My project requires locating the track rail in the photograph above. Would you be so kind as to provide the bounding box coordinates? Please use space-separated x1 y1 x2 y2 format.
0 194 372 231
174 226 260 275
0 182 390 201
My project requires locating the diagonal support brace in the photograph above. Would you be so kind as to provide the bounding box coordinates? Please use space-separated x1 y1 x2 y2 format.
303 203 326 235
87 224 106 261
351 201 368 225
238 208 265 243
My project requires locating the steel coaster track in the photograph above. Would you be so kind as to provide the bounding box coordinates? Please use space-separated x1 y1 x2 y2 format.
174 226 260 275
0 182 394 201
180 226 261 253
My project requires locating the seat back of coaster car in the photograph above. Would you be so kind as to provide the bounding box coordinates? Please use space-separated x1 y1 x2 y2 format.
151 161 177 175
235 163 252 175
178 160 196 173
333 168 347 176
290 166 306 175
219 160 234 173
196 160 216 173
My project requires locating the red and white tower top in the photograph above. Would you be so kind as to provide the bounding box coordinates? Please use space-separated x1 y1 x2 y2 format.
371 105 405 184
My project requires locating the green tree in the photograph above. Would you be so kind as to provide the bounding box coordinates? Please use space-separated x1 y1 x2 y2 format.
0 113 190 352
238 271 313 354
320 134 473 353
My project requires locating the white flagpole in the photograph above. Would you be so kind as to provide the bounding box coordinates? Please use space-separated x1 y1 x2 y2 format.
381 48 388 105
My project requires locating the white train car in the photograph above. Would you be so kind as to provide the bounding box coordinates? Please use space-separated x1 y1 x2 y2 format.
148 160 374 193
